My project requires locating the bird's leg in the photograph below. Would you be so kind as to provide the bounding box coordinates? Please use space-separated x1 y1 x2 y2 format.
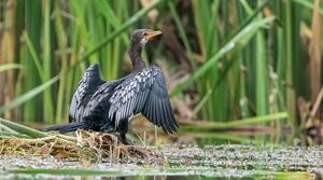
119 133 128 145
100 122 114 133
117 119 129 145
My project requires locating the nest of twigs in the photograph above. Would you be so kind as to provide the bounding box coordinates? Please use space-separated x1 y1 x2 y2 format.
0 129 157 163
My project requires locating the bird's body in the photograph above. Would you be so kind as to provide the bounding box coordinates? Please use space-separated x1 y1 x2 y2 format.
69 64 105 123
44 29 178 144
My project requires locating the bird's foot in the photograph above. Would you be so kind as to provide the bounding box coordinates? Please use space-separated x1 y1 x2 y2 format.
100 123 114 134
116 133 131 145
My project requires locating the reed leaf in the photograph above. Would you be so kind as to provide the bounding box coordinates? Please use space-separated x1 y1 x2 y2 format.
293 0 323 15
0 76 59 115
0 117 47 138
0 64 23 72
181 112 288 130
24 0 42 122
171 16 275 96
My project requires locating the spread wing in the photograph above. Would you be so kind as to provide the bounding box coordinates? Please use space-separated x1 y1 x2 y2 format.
69 64 104 123
108 65 178 133
141 68 178 133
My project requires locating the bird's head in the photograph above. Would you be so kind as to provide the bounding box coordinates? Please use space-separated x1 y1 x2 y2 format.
130 29 162 48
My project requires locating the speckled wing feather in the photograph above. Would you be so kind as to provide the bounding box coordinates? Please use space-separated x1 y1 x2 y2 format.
109 65 178 133
80 80 122 128
69 64 104 123
141 66 178 133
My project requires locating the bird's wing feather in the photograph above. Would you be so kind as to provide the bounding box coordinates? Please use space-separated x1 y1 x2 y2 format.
108 68 154 125
82 80 119 117
141 66 178 133
69 64 104 123
109 65 178 133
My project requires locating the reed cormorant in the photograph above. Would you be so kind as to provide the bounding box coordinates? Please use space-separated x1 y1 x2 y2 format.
44 29 178 144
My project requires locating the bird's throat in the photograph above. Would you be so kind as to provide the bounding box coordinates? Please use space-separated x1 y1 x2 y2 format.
128 43 145 71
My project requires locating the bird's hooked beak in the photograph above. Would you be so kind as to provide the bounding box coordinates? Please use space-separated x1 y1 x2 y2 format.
145 30 162 41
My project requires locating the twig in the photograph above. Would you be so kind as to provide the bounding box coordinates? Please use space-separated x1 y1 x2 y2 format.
310 87 323 118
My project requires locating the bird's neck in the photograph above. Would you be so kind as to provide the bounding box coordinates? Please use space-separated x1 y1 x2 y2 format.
128 43 145 71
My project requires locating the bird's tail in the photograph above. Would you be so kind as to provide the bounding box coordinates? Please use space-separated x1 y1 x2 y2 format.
42 122 84 133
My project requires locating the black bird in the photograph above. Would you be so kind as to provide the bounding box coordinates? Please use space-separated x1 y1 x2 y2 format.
69 64 105 124
45 29 178 144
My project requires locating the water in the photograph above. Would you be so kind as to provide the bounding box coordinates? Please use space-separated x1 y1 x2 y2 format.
1 144 322 179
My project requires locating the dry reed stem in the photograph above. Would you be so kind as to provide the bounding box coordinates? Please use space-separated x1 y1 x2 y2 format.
0 129 157 163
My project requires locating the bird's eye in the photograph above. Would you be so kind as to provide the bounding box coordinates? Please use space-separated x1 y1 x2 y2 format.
143 32 148 36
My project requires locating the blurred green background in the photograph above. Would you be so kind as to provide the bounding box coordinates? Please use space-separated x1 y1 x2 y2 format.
0 0 322 145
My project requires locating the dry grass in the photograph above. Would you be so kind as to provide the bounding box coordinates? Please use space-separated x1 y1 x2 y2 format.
0 129 156 163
